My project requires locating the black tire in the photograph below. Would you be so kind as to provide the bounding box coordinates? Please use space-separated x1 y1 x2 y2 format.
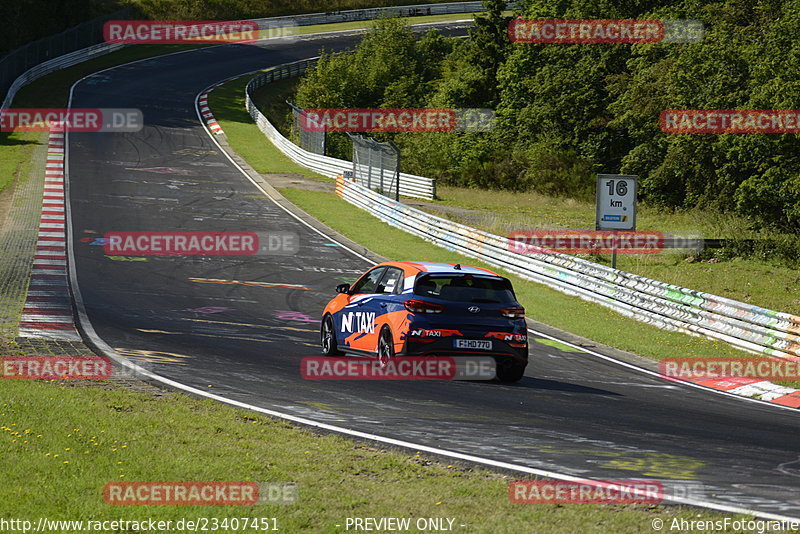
377 327 395 368
496 359 526 383
321 315 343 356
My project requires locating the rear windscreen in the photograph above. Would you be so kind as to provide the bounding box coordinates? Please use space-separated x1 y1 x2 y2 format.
413 275 516 303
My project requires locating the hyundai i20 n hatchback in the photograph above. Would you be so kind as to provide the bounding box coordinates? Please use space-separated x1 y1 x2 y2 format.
321 261 528 382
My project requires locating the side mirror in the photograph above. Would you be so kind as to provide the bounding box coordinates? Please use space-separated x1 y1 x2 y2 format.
336 283 351 294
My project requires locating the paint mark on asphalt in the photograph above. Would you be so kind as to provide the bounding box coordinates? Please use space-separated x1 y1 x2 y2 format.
778 457 800 478
183 306 233 314
188 278 310 290
510 445 704 479
105 255 148 262
136 328 273 343
275 310 318 323
114 347 193 365
299 401 336 411
180 318 315 333
534 338 586 353
125 167 196 175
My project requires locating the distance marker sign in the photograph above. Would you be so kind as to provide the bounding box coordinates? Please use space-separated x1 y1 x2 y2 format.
596 174 637 231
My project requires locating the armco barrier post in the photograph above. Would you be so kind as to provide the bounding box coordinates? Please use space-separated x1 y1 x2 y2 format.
390 140 400 201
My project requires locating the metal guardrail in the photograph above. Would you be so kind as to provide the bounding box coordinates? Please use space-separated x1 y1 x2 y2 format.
245 59 436 199
0 8 131 107
1 42 124 109
2 1 499 110
251 2 488 29
336 176 800 361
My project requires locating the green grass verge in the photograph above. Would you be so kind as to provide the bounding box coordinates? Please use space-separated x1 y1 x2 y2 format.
132 0 470 22
208 77 325 178
279 188 800 392
430 186 741 237
0 132 42 195
2 380 744 532
291 11 488 36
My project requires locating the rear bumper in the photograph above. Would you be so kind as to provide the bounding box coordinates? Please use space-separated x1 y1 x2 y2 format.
401 338 528 366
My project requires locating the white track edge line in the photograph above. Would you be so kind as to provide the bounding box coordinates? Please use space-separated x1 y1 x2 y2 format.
525 327 800 413
55 24 800 523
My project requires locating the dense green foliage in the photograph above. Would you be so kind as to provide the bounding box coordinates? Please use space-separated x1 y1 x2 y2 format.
295 0 800 231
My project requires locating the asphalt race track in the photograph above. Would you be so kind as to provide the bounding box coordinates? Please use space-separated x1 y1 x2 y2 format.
66 27 800 519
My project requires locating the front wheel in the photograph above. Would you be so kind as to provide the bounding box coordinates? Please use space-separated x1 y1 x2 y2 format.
321 315 343 356
377 327 395 368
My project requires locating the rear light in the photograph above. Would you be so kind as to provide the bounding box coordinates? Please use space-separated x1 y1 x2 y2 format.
500 306 525 318
404 299 445 314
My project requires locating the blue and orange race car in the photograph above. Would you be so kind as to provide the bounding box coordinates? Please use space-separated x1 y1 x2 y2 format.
321 261 528 382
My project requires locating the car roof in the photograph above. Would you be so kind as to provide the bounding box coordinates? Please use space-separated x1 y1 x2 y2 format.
377 261 502 277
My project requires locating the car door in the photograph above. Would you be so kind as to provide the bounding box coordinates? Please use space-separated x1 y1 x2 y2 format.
337 266 386 352
371 267 408 352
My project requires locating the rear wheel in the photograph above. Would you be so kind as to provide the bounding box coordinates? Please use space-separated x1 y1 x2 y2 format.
321 315 343 356
496 358 526 383
377 327 395 367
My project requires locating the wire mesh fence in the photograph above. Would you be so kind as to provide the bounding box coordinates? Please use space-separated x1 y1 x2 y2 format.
247 58 434 198
0 7 131 106
348 133 400 201
287 100 325 155
286 99 402 200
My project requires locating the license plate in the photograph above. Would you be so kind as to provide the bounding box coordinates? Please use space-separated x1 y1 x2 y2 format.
454 339 493 350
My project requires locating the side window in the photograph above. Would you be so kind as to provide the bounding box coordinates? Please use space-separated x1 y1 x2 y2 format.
376 268 403 295
350 267 386 295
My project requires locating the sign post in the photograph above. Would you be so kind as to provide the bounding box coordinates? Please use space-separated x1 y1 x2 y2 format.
596 174 638 269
